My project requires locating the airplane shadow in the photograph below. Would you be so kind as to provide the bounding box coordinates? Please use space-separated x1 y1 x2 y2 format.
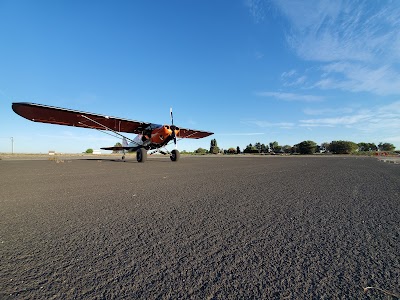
78 158 173 164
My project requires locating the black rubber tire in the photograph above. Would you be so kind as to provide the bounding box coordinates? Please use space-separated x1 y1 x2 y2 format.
170 149 180 162
136 148 147 162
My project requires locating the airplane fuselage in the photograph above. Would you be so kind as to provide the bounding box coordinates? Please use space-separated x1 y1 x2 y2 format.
127 125 180 151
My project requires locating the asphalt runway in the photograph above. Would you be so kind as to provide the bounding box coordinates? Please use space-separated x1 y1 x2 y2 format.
1 156 399 299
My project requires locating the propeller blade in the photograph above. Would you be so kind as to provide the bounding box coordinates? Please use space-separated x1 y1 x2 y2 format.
171 126 177 145
170 107 177 149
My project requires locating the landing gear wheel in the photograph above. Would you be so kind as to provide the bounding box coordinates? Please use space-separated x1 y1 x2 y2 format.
122 155 125 161
136 148 147 162
170 149 180 162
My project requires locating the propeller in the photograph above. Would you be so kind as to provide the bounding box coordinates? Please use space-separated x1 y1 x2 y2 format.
170 107 177 148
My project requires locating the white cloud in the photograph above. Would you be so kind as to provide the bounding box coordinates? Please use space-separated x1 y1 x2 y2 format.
271 0 400 96
384 135 400 145
217 132 265 136
281 70 308 87
303 107 354 116
276 0 400 63
245 0 269 23
313 62 400 95
300 114 372 127
299 101 400 134
242 120 295 129
242 101 400 147
281 69 297 78
256 91 324 102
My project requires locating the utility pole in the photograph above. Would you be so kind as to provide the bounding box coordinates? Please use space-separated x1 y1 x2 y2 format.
11 137 14 154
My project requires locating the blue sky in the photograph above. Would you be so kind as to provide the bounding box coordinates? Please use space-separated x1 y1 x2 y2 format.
1 0 399 153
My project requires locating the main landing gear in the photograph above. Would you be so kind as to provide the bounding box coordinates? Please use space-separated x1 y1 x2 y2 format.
170 149 180 162
136 148 180 162
136 148 147 162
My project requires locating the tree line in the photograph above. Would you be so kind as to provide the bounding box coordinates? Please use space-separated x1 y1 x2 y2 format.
190 140 397 155
243 140 395 154
241 141 396 154
104 139 396 155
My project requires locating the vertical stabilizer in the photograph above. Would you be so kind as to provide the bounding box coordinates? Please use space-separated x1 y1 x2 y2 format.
122 137 128 147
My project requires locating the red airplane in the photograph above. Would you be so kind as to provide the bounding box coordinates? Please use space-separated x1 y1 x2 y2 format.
12 102 213 162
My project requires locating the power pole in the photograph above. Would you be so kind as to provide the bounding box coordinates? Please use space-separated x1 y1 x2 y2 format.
11 137 14 154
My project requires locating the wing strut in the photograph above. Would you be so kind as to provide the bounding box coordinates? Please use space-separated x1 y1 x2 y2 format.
79 114 134 142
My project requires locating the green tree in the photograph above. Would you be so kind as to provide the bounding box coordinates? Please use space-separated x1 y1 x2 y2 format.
236 146 241 154
291 144 299 154
261 144 269 153
269 141 279 152
282 145 292 154
298 140 317 154
368 143 378 151
378 142 395 151
329 141 358 154
227 147 236 154
321 142 330 152
195 148 207 154
358 142 368 152
255 142 261 153
85 148 93 154
357 142 378 152
113 142 122 153
210 139 220 154
243 143 251 153
244 143 258 153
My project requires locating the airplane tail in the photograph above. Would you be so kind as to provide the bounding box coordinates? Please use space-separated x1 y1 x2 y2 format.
100 137 133 151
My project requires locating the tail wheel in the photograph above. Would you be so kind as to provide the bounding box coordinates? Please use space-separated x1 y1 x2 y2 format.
170 149 180 162
136 148 147 162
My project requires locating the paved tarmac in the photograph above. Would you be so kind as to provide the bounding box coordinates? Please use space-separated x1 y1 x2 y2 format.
0 156 399 299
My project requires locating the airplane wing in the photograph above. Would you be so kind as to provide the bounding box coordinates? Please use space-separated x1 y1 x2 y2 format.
12 102 214 138
12 102 153 134
178 128 214 139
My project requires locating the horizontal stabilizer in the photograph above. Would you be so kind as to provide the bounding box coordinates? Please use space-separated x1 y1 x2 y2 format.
101 146 139 151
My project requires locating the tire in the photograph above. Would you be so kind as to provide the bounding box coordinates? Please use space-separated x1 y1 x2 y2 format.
170 149 180 162
136 148 147 162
